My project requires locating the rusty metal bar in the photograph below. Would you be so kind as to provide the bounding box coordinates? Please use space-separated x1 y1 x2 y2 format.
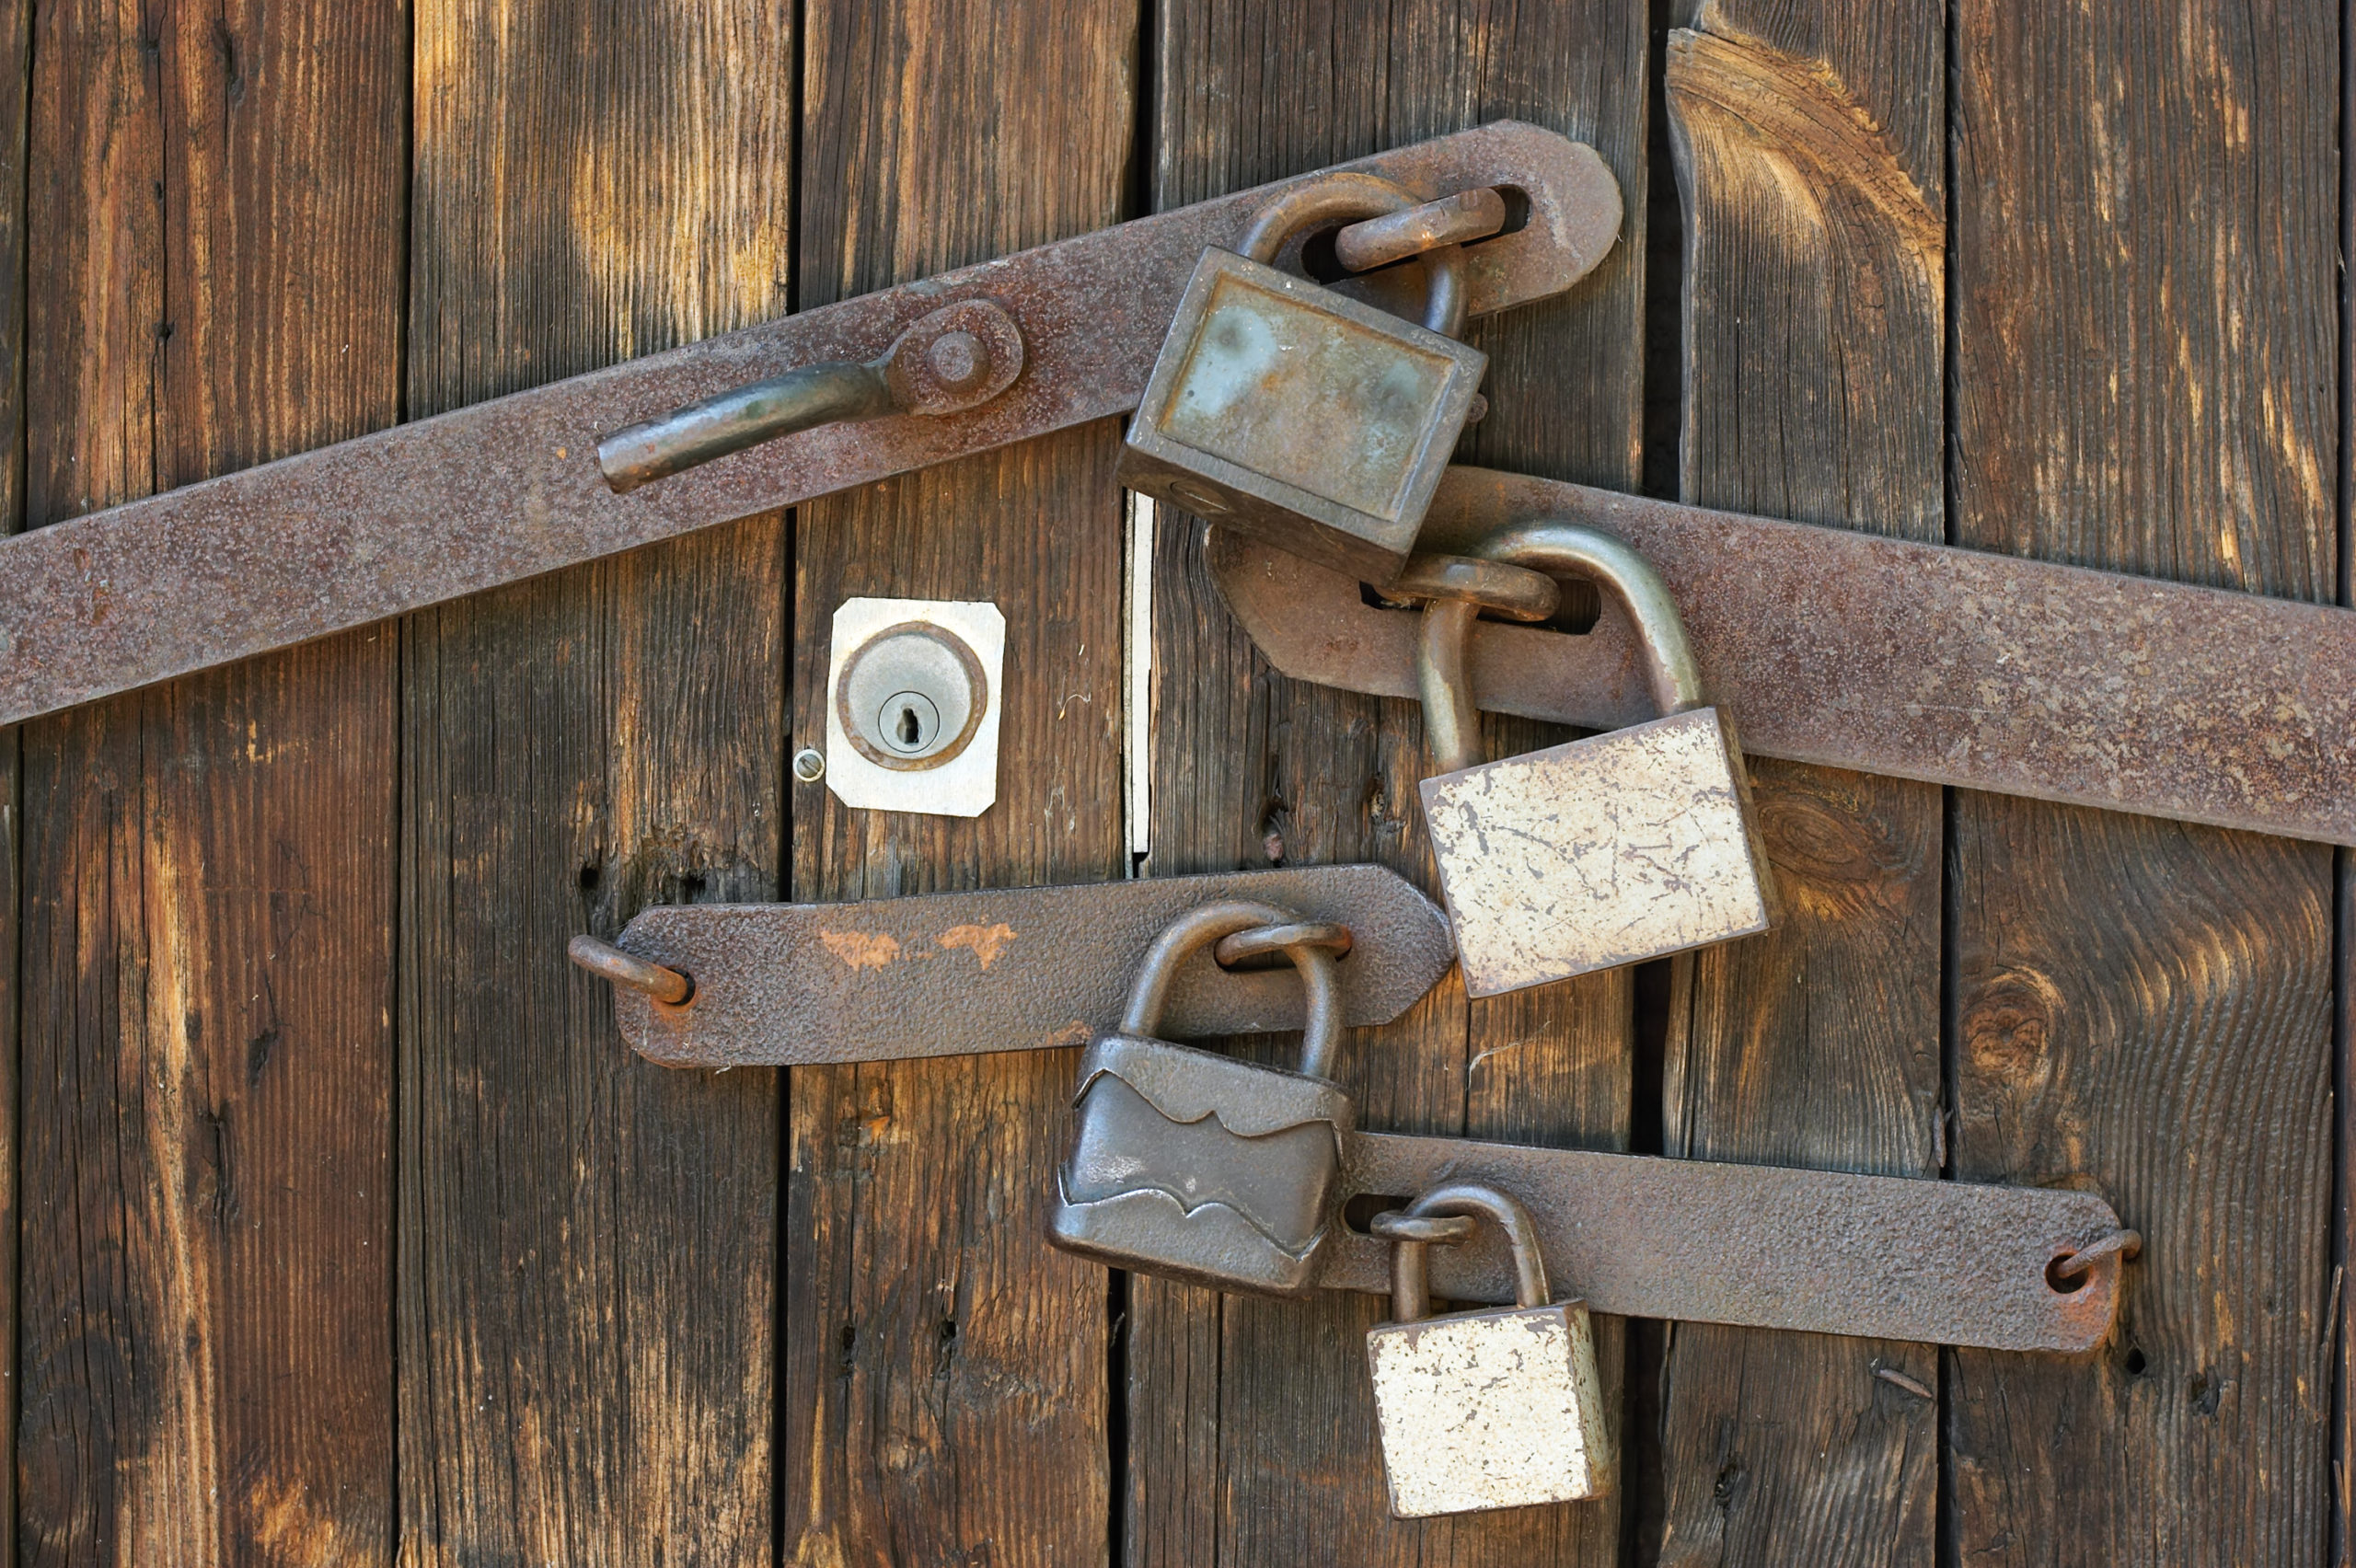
583 866 1455 1069
1320 1132 2129 1354
1211 467 2356 847
0 123 1622 727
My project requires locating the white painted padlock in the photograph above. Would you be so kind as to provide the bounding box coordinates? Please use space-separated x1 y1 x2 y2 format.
1364 1183 1614 1517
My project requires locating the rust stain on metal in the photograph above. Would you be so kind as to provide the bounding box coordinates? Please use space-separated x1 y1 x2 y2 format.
603 865 1454 1069
939 921 1018 968
1318 1132 2128 1354
817 929 902 971
1211 466 2356 847
0 122 1622 726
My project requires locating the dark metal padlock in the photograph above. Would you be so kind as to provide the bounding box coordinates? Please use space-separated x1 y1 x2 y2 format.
1365 1184 1614 1516
1118 172 1489 586
1049 901 1352 1297
1410 525 1779 997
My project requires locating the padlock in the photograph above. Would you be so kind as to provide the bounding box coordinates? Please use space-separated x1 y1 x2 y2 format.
1410 525 1778 997
1364 1183 1614 1517
1048 901 1353 1297
1118 172 1490 586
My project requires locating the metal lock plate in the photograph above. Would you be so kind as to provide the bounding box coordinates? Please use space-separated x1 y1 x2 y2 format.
820 597 1004 816
1120 248 1486 584
1367 1299 1612 1516
1052 1033 1351 1296
1421 706 1775 996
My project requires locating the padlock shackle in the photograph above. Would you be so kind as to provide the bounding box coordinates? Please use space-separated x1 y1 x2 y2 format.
1395 551 1564 776
1120 901 1345 1079
1235 173 1470 339
1477 522 1706 719
1373 1182 1552 1321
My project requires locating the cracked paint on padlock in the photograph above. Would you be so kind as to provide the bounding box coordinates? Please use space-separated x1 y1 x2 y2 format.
1365 1183 1614 1517
1048 902 1354 1297
1118 172 1491 586
1414 524 1779 997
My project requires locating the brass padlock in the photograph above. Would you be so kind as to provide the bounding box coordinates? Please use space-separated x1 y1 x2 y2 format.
1118 172 1489 586
1412 525 1778 997
1365 1183 1614 1517
1048 902 1353 1297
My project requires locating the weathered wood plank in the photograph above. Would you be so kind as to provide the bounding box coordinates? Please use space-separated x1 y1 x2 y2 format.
1135 6 1648 1562
1947 5 2338 1563
780 3 1136 1562
0 0 25 1560
1656 13 1944 1564
397 3 791 1561
15 3 404 1562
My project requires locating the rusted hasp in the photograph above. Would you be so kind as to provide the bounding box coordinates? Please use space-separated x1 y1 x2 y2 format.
1321 1133 2129 1354
574 866 1454 1069
0 122 1620 727
1212 467 2356 846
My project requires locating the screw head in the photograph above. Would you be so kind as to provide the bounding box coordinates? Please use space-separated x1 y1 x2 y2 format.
926 329 986 389
791 747 826 783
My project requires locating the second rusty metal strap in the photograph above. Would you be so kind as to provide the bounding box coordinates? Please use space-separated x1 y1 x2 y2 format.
1210 466 2356 847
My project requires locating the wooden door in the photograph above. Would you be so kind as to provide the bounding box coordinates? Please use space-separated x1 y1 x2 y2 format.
0 1 2339 1564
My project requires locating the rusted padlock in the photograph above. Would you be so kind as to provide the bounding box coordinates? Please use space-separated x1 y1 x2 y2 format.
1049 902 1354 1297
1118 173 1492 586
1365 1183 1614 1517
1411 525 1777 996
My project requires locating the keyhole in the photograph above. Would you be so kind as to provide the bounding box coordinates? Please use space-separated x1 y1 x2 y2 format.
876 690 942 755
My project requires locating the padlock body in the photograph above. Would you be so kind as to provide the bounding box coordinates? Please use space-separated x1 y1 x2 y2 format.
1050 1032 1352 1297
1367 1299 1614 1517
1119 247 1487 586
1420 706 1778 997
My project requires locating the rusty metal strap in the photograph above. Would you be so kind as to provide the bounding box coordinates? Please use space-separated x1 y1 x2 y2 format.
1320 1132 2127 1354
589 866 1454 1068
0 123 1620 727
1212 467 2356 846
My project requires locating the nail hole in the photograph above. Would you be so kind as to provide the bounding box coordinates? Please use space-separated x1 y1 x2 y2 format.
2124 1346 2148 1376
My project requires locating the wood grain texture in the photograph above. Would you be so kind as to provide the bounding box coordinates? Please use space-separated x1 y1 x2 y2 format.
1135 6 1647 1562
1948 5 2338 1564
781 3 1136 1562
15 2 404 1562
1656 13 1944 1565
0 0 24 1561
398 3 791 1562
